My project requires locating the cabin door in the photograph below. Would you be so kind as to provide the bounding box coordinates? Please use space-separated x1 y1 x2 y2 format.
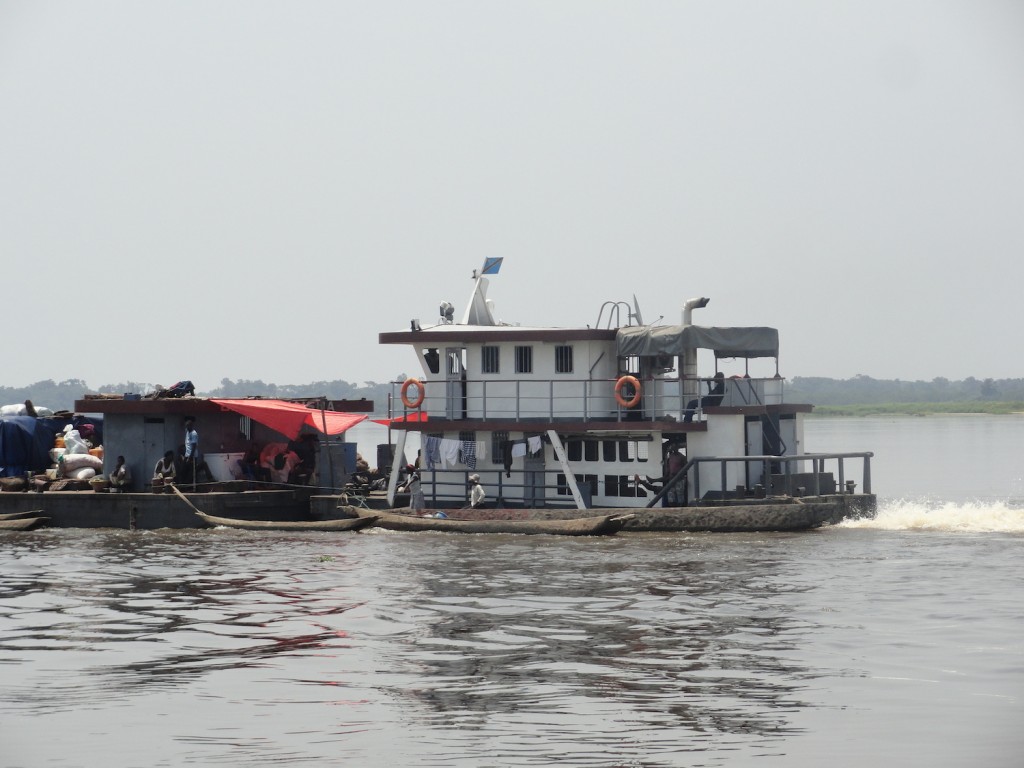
143 418 166 480
523 435 546 508
445 348 465 420
745 417 764 488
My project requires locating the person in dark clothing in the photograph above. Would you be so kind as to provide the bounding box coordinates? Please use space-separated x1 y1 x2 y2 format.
683 372 726 423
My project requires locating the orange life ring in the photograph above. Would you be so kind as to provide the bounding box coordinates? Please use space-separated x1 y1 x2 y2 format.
614 375 641 408
400 378 425 409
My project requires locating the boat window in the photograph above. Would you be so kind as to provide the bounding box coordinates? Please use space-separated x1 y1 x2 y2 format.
617 440 632 462
556 473 571 496
555 345 573 374
481 346 499 374
557 473 597 497
602 440 616 462
619 355 641 375
515 346 533 374
567 440 582 462
580 474 597 497
422 348 440 375
604 475 640 497
619 441 650 463
584 440 598 462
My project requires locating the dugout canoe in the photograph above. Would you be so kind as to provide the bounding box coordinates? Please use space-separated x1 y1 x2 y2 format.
0 510 42 521
353 508 630 536
0 516 48 531
195 511 377 532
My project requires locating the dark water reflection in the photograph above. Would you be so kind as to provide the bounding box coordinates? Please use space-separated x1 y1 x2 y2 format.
1 527 1019 767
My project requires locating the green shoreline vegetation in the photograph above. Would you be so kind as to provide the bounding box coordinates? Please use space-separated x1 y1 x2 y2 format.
811 402 1024 417
3 377 1024 417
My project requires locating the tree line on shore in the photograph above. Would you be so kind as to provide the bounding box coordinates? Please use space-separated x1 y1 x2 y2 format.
3 374 1024 415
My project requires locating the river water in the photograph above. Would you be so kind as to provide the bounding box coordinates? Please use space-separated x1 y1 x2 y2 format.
1 416 1022 767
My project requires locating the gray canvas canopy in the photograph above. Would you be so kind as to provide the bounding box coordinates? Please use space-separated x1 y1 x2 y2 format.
616 325 779 359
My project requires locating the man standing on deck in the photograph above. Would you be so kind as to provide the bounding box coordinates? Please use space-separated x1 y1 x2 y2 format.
465 473 486 509
183 418 199 484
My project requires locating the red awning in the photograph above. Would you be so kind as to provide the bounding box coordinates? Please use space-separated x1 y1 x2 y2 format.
372 412 428 426
210 399 367 440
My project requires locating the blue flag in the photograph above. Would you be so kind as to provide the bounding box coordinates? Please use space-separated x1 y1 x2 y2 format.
481 257 503 275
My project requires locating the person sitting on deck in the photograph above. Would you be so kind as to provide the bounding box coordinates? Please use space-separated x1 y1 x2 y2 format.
153 451 177 485
109 455 132 492
237 445 271 482
683 372 726 423
287 434 318 485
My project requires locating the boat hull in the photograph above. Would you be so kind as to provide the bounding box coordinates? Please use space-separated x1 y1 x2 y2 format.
0 488 874 532
0 516 48 531
0 488 316 529
351 507 628 536
344 493 875 533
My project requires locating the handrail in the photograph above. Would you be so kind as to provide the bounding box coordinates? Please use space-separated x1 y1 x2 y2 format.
413 451 873 509
392 374 786 422
688 452 874 502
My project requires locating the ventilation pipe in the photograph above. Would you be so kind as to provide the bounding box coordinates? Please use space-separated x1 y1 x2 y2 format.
681 296 710 326
681 297 710 398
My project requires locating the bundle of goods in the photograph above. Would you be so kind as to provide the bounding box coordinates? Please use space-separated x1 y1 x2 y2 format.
58 452 104 481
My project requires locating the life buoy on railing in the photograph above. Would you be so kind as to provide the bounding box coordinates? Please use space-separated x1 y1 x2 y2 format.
400 378 425 409
614 375 642 409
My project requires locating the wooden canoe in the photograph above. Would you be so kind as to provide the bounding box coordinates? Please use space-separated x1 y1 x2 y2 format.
0 510 43 521
355 508 630 536
0 516 48 531
195 510 376 532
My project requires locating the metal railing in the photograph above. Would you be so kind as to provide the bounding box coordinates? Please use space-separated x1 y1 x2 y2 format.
685 452 874 505
411 451 873 510
393 375 786 422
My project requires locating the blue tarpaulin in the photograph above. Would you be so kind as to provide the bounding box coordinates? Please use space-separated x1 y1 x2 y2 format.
0 416 58 477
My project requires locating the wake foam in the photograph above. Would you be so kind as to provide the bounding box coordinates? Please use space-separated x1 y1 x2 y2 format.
840 499 1024 533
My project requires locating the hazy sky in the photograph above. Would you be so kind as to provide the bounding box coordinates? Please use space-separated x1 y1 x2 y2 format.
2 1 1022 391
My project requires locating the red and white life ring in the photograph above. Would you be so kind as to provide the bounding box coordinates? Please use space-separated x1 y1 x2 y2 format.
614 375 642 409
400 378 425 409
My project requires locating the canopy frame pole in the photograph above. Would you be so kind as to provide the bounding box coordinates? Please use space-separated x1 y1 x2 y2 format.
387 430 408 507
320 397 335 492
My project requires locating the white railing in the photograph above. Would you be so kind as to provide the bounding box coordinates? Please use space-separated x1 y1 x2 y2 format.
392 376 786 422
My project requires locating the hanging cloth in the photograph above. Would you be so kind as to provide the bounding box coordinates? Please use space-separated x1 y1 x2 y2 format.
461 440 477 470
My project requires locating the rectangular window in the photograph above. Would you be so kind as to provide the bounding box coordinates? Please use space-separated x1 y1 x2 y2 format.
491 431 509 465
568 439 599 461
581 474 597 498
515 345 533 374
555 345 573 374
604 475 622 497
617 440 632 462
557 473 597 497
605 475 640 497
482 346 499 374
567 440 582 462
